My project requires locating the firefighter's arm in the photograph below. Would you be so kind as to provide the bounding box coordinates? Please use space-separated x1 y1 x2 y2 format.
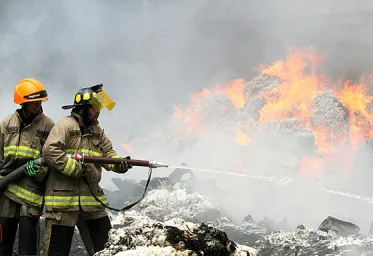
42 123 84 178
100 131 131 173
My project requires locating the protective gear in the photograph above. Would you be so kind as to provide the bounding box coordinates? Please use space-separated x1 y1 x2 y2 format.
61 83 116 112
81 163 91 177
25 160 41 177
86 216 112 252
0 217 18 255
0 110 54 208
42 112 123 212
0 187 43 256
43 210 109 256
118 159 130 173
0 80 52 256
18 216 39 255
47 224 75 256
110 156 132 174
13 78 48 105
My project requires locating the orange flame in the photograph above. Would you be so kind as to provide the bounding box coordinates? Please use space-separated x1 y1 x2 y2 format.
162 46 373 177
259 48 325 124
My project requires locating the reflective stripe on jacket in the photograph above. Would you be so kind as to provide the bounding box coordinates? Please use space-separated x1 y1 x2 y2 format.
0 110 54 208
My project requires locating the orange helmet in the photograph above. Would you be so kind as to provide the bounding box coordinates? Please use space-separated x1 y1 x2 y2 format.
13 78 48 105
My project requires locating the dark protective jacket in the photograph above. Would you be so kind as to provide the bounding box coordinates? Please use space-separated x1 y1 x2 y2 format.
42 112 123 212
0 109 54 209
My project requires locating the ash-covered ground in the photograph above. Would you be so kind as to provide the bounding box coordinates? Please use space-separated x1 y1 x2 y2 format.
10 167 373 255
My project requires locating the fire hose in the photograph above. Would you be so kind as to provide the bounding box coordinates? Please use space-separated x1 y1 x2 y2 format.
67 153 169 211
0 158 46 192
0 154 169 211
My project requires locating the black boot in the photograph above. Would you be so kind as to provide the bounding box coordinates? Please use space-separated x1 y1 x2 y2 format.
47 224 75 256
86 216 112 253
18 216 39 256
0 217 19 256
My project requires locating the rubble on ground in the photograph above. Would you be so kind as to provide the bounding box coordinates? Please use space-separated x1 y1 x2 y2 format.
103 166 224 212
96 210 258 256
212 216 267 246
99 181 373 255
253 224 373 256
9 173 373 256
133 183 223 223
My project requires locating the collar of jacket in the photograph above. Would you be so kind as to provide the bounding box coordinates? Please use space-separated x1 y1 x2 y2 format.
15 107 44 126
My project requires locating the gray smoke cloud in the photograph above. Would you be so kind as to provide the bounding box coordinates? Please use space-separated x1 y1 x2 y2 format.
2 0 373 236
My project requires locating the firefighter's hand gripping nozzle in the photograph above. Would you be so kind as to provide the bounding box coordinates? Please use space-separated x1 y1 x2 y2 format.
66 152 168 169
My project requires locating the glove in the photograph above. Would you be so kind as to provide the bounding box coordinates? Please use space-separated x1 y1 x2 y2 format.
25 160 41 177
116 156 132 173
77 163 91 178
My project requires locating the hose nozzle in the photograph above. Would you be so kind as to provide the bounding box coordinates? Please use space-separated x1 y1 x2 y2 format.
149 160 168 168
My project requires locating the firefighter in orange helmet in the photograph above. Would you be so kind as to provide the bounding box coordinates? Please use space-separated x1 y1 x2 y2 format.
0 78 54 255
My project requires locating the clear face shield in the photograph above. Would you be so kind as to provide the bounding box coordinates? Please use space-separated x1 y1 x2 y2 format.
89 89 116 112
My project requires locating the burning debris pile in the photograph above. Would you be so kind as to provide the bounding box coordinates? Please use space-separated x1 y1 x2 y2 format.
126 47 373 184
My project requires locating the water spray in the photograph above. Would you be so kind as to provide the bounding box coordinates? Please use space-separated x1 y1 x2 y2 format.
318 183 373 204
169 165 294 186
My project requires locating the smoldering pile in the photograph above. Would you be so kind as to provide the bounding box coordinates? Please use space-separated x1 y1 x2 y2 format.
254 223 373 256
131 72 362 180
99 176 373 256
104 169 287 248
10 169 373 255
96 211 256 256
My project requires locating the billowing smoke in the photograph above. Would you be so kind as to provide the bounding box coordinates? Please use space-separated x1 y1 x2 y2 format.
2 0 373 236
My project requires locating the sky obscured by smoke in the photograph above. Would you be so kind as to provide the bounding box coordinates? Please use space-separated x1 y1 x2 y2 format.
2 0 373 233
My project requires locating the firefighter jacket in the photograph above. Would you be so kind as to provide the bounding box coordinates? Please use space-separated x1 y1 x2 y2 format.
0 109 54 209
42 112 124 212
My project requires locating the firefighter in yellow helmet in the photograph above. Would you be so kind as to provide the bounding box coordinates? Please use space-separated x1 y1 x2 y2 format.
42 84 131 256
0 78 54 255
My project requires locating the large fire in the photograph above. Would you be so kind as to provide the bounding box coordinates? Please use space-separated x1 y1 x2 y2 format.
171 46 373 177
